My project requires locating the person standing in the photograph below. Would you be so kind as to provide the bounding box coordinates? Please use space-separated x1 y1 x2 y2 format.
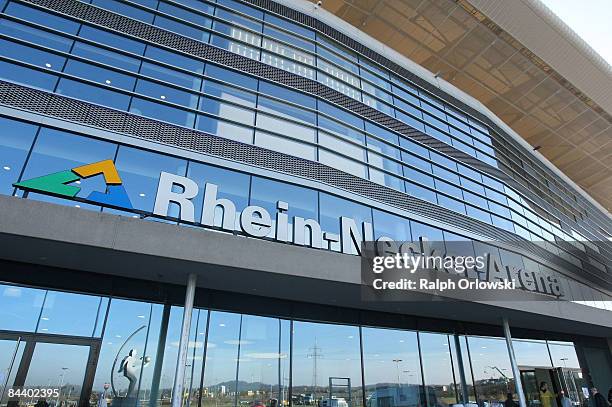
590 388 610 407
540 382 554 407
559 390 572 407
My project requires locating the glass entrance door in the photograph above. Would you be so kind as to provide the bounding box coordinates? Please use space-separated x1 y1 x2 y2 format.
0 333 100 407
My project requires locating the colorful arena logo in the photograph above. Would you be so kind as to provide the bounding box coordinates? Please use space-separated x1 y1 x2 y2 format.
13 160 133 209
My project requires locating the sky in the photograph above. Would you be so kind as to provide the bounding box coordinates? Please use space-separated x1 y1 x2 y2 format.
538 0 612 66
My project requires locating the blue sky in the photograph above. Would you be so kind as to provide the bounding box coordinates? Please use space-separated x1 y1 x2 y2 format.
539 0 612 66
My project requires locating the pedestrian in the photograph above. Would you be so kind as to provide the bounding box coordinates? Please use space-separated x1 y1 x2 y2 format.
590 388 610 407
540 382 554 407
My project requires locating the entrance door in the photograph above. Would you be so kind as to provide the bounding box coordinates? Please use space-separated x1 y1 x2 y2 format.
0 332 100 407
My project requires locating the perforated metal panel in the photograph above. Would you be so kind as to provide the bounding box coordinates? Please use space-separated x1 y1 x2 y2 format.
1 79 608 290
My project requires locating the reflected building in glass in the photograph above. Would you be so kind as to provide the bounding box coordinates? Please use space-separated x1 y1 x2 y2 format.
0 1 610 407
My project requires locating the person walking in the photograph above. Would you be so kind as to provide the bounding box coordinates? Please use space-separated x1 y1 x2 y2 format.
590 388 610 407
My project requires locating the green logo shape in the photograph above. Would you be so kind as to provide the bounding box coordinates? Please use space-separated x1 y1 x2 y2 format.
13 170 81 197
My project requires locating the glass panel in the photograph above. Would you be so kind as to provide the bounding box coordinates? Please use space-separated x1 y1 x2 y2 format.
23 343 90 406
292 321 363 407
319 194 372 253
264 13 315 40
91 0 155 23
237 316 288 407
254 130 315 161
155 14 211 42
91 299 160 405
318 132 367 178
372 209 411 241
196 115 254 144
211 24 261 60
0 19 74 52
0 117 38 196
4 3 80 34
0 37 66 71
201 311 241 407
216 6 261 31
200 97 255 125
419 332 457 407
72 42 140 72
56 78 131 110
205 64 258 91
37 291 103 337
202 80 256 108
20 128 117 209
186 161 250 229
63 59 136 91
112 146 187 213
0 284 45 332
0 339 26 406
129 97 196 127
0 60 58 90
512 340 552 368
79 26 146 55
140 62 202 91
547 342 580 369
144 46 205 73
467 336 514 405
249 176 318 241
362 327 423 407
217 0 262 21
135 79 199 109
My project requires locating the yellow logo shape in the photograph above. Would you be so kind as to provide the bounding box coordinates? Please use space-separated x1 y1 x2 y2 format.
73 160 123 185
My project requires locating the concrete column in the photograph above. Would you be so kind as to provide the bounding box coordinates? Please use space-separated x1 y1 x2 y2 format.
502 318 527 407
171 273 197 407
453 334 470 404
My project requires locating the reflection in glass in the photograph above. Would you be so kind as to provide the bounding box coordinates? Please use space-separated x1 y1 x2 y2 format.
466 336 514 406
0 339 26 406
112 146 187 213
419 332 457 407
201 312 241 407
0 285 45 332
292 321 363 407
362 327 423 407
237 316 289 407
23 343 90 407
37 291 106 337
91 299 161 407
0 117 37 196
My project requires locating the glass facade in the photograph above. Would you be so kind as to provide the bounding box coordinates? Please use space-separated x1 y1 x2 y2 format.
0 0 609 274
0 1 610 407
0 283 589 407
0 116 608 309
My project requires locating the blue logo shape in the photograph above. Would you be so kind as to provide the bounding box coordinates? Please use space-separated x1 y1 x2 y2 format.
86 185 133 209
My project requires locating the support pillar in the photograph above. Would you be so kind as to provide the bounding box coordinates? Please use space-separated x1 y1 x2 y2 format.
171 273 197 407
454 334 470 405
503 318 527 407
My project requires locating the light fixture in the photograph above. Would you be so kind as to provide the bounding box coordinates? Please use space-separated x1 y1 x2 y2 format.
75 204 81 208
219 323 226 327
41 328 48 331
137 315 145 318
41 317 49 321
2 166 10 171
160 95 166 100
75 180 81 184
45 63 51 68
105 79 111 84
139 193 146 197
132 215 139 218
